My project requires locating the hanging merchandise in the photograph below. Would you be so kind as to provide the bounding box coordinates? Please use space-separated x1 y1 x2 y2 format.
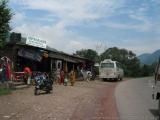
18 49 42 62
0 56 12 81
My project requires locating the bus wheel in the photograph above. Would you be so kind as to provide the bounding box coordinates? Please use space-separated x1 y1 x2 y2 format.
120 77 123 81
116 76 120 81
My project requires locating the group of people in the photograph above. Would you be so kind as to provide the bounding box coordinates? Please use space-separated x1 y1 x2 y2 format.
55 67 92 86
0 56 93 87
0 56 32 84
23 67 77 86
55 69 76 86
0 55 32 85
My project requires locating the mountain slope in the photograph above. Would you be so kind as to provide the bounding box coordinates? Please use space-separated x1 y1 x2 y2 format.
138 49 160 65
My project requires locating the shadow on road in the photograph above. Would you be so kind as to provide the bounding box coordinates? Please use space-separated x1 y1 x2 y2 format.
34 91 53 96
102 79 121 83
149 109 160 120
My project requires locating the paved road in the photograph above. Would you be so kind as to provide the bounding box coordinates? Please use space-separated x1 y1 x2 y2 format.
115 77 159 120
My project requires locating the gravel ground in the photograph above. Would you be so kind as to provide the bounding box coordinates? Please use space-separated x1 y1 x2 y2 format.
0 80 119 120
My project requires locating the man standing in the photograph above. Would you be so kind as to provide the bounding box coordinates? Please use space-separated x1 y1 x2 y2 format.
24 67 32 85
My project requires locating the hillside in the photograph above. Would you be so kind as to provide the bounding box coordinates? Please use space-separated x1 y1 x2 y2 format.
138 49 160 65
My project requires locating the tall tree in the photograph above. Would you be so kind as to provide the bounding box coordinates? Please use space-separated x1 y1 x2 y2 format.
140 64 151 76
75 49 99 62
100 47 141 77
0 0 12 48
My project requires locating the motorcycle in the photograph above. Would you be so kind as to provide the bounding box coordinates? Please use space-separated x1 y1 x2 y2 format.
34 72 53 95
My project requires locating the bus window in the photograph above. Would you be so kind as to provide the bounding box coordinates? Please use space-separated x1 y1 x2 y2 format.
101 63 114 68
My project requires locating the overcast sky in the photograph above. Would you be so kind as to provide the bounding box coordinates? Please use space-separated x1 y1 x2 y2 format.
9 0 160 56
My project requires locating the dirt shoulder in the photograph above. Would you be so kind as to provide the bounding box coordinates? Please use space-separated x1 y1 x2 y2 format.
0 80 119 120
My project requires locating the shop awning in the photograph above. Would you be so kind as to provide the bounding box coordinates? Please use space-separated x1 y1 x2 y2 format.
49 53 79 63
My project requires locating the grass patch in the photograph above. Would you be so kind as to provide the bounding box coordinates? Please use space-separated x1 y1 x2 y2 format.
0 88 12 96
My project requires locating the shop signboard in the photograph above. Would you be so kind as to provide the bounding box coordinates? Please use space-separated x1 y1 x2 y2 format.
26 36 46 49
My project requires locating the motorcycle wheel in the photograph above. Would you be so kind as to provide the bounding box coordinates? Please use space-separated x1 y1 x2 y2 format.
34 88 38 95
46 89 50 94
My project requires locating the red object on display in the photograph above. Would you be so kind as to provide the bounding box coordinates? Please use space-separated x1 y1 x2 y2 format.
13 72 25 81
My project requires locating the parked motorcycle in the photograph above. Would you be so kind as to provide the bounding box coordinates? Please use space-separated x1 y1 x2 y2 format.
34 72 53 95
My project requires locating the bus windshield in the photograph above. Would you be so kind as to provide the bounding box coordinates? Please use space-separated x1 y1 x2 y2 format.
101 63 114 68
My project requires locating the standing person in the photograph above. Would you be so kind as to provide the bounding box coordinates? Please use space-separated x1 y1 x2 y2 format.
80 68 87 81
69 70 76 86
23 67 32 85
56 69 61 84
60 69 65 85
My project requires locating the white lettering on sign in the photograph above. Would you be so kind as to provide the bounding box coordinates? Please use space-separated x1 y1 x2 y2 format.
26 36 47 49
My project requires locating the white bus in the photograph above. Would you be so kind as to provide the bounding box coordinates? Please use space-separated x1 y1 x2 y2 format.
99 59 124 81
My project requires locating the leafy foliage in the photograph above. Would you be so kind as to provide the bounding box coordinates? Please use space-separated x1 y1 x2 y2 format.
75 47 156 77
0 0 12 48
75 49 99 62
140 62 157 77
100 47 141 77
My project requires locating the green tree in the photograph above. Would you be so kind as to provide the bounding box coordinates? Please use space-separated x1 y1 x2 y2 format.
140 64 151 76
100 47 141 77
139 62 157 77
150 62 157 75
0 0 12 48
75 49 99 62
